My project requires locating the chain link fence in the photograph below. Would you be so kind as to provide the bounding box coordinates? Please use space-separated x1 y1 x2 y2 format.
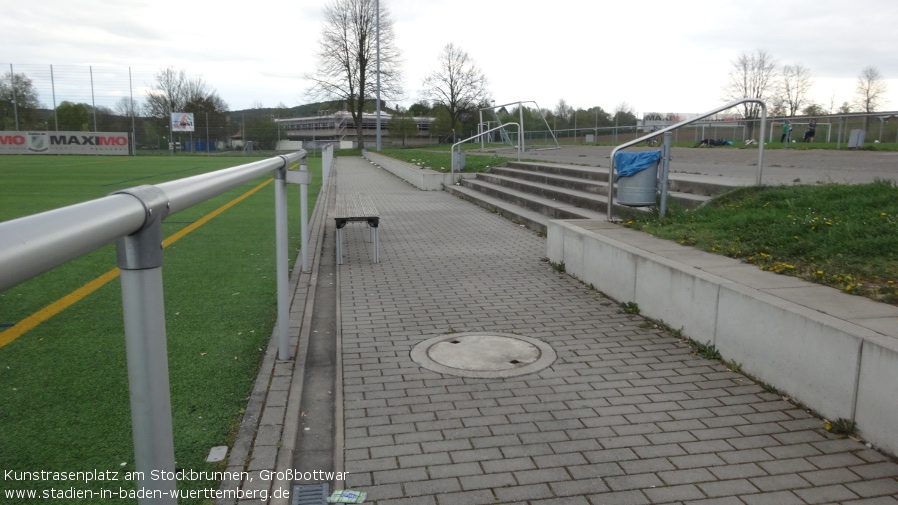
548 113 898 148
1 63 249 155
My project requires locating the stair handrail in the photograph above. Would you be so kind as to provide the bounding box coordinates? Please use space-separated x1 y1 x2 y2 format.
451 122 521 183
607 98 767 221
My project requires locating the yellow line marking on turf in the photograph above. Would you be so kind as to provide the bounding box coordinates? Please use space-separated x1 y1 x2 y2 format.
0 178 274 350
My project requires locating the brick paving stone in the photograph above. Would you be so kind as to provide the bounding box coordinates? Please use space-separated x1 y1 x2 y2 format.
604 473 665 491
329 158 898 505
852 461 898 479
683 498 745 505
697 478 760 497
458 472 515 490
435 489 496 505
642 484 706 502
846 477 898 497
403 477 461 496
843 498 898 505
749 473 813 492
426 461 482 479
531 497 592 505
794 483 860 504
740 490 805 505
550 478 610 496
494 483 554 502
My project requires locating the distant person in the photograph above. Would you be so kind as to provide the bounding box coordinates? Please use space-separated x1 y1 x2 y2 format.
781 120 793 143
804 119 817 142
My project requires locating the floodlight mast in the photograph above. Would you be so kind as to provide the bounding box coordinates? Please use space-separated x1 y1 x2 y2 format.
375 0 382 151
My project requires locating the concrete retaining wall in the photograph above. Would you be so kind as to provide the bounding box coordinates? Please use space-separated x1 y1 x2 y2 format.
548 218 898 456
362 151 455 191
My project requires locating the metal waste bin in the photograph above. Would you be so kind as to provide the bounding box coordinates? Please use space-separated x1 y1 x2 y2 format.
615 151 661 207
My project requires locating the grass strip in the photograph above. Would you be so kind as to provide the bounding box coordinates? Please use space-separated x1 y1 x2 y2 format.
624 181 898 305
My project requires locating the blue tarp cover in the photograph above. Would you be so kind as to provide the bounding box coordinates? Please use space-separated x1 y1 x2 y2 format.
614 150 661 177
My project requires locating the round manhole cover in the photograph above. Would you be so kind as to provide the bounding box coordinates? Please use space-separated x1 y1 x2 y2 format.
410 332 556 378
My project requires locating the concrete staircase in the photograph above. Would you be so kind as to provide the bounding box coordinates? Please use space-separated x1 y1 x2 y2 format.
444 161 739 233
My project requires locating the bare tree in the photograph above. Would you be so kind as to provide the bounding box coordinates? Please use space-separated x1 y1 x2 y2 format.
114 96 140 118
308 0 403 149
421 43 489 142
144 67 187 118
143 66 227 118
553 99 572 122
724 49 779 135
613 102 636 125
854 66 888 113
781 63 813 117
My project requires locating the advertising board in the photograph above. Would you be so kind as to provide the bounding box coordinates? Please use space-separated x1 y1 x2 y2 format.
0 131 130 155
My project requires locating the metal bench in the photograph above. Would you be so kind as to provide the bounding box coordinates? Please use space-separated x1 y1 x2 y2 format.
335 193 380 264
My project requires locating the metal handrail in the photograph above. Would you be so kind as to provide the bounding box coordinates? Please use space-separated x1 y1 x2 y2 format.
451 122 520 182
607 98 767 221
0 151 311 505
0 155 302 290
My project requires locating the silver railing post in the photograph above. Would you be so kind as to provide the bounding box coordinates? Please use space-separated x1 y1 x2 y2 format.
274 165 290 360
300 156 310 273
659 131 672 218
114 186 177 505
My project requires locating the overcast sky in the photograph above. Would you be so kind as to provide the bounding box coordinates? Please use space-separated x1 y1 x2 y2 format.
3 0 897 117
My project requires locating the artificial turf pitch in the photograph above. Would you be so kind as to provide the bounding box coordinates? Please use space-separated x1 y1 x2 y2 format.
0 154 321 503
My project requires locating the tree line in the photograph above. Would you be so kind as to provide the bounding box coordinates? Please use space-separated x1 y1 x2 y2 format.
727 50 888 119
306 0 892 147
0 67 289 150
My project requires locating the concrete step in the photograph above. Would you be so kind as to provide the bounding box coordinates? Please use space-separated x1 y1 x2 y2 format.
450 159 737 232
503 160 739 199
489 166 611 196
504 161 610 181
445 184 553 234
474 171 709 212
445 179 644 234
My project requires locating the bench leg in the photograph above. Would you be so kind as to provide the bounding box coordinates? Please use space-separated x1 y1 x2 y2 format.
372 227 379 263
336 227 344 265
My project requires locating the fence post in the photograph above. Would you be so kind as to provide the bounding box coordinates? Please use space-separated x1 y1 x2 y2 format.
114 186 177 505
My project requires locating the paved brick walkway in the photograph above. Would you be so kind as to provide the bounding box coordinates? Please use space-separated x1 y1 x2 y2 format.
332 157 898 505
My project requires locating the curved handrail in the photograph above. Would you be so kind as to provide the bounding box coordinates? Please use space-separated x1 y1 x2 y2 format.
451 122 520 182
607 98 766 221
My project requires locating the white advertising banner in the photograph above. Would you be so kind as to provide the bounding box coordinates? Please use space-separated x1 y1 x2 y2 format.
171 112 195 132
0 131 130 155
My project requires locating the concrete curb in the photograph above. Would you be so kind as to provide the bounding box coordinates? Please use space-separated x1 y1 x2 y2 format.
362 150 475 190
216 164 333 505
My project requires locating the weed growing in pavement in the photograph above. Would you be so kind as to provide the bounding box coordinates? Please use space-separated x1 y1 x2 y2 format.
683 338 722 360
620 301 640 315
825 418 858 436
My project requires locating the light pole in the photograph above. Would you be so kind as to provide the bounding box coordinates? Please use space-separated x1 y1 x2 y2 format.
375 0 382 151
